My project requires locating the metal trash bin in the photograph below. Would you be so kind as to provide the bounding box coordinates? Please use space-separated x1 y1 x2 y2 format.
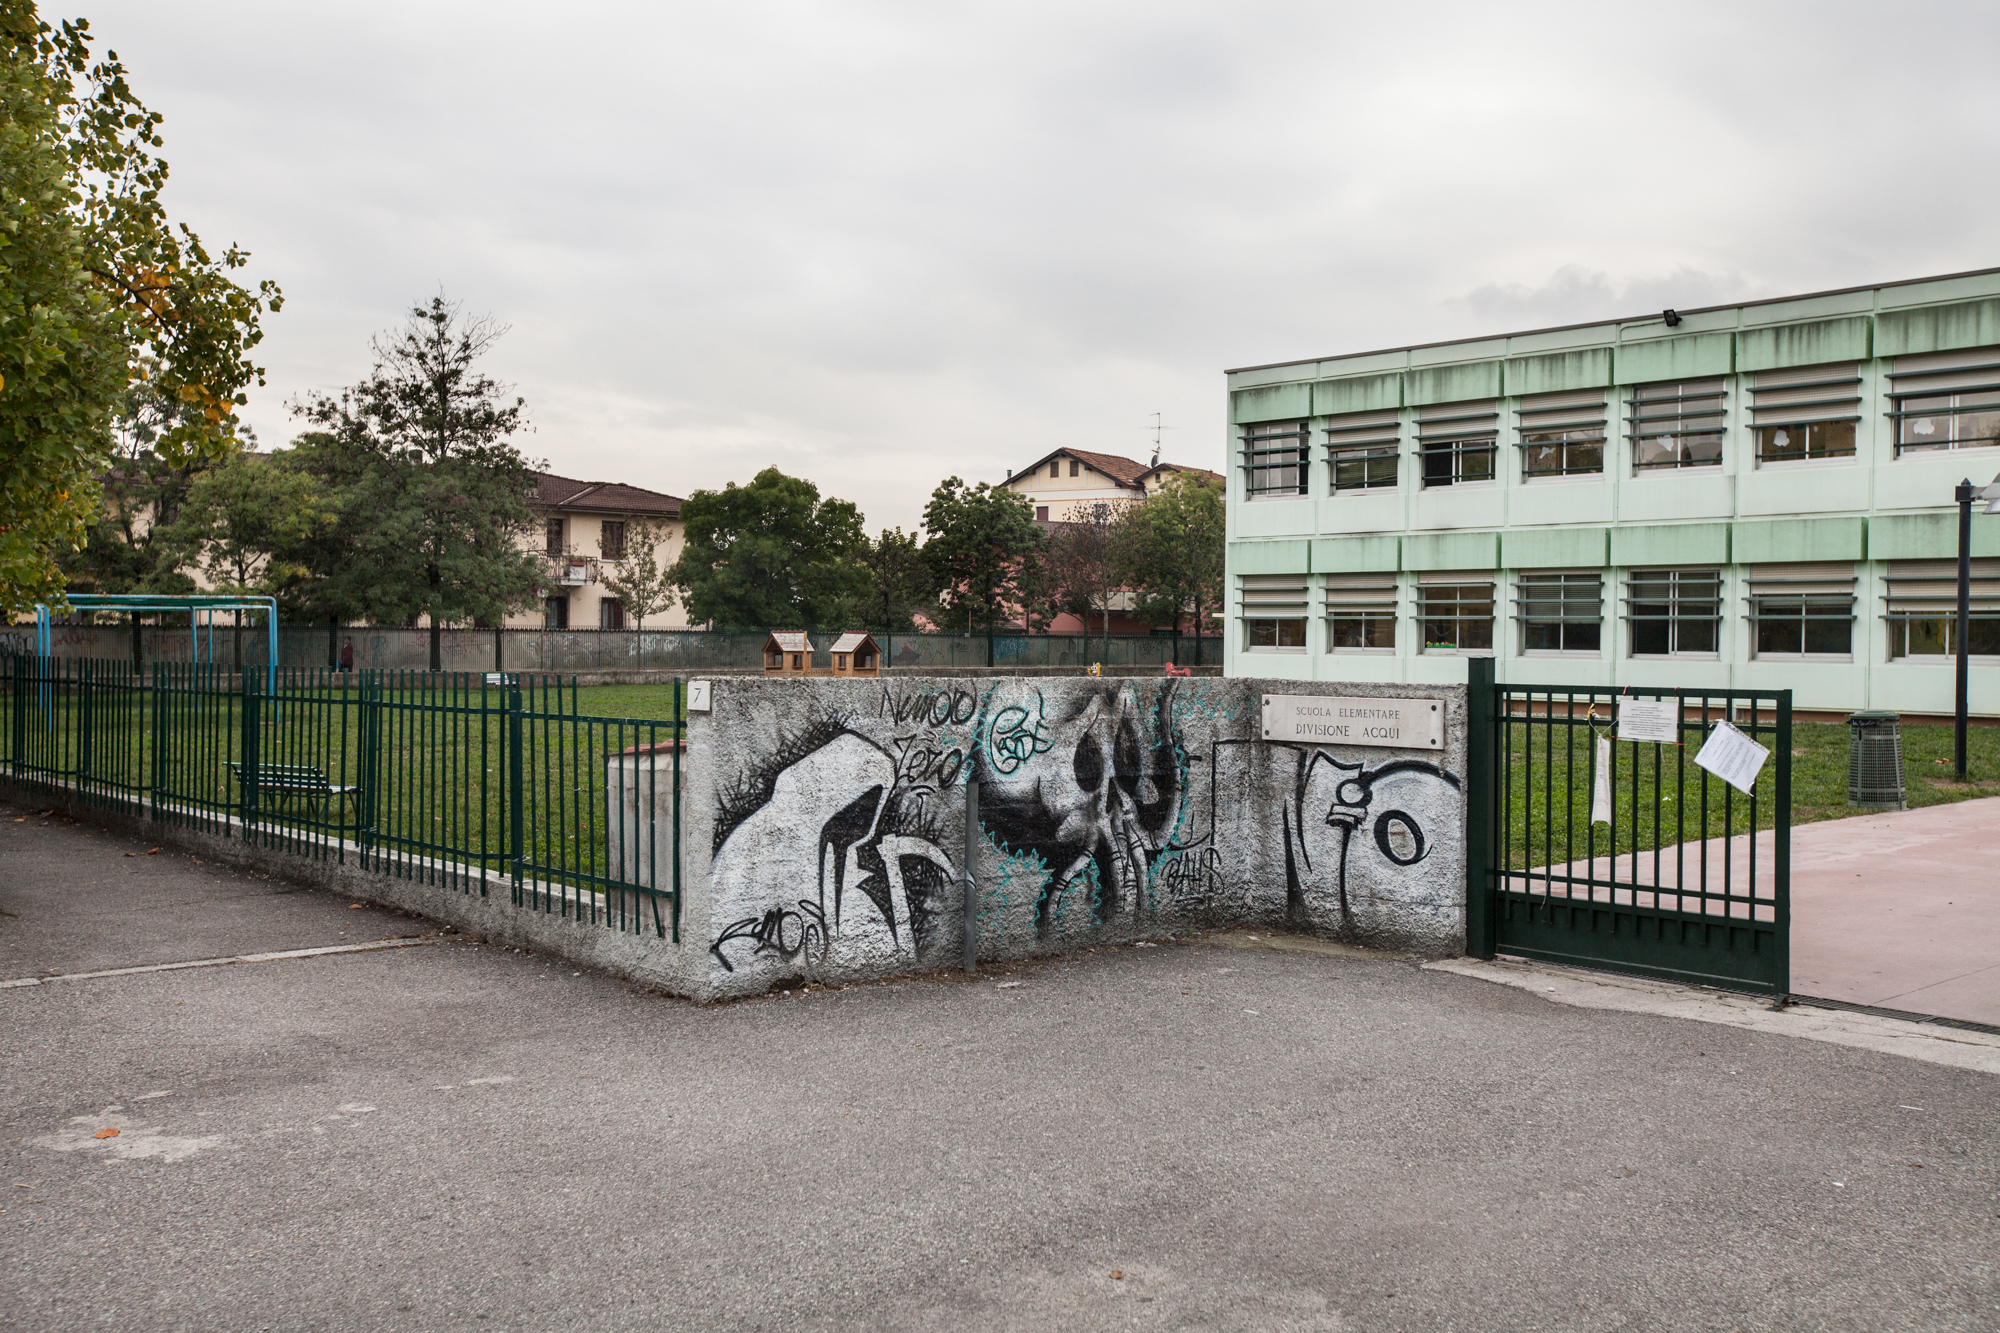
1847 711 1906 810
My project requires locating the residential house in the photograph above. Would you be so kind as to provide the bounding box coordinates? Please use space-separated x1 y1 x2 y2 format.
998 448 1224 637
518 473 689 630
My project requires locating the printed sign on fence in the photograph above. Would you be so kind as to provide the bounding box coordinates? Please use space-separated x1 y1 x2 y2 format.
1617 699 1681 745
1260 695 1444 750
1692 720 1770 795
1591 736 1612 824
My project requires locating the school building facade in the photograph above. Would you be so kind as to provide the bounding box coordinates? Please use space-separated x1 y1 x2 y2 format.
1222 268 2000 717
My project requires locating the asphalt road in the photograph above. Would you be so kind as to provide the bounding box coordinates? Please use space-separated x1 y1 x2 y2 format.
3 795 1997 1333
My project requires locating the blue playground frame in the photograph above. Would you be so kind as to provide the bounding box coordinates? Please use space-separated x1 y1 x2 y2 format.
34 593 279 696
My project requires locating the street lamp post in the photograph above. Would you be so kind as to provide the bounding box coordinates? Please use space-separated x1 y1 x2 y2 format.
1955 472 2000 782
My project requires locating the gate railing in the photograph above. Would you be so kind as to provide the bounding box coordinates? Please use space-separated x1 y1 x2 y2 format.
1465 658 1791 995
2 656 683 941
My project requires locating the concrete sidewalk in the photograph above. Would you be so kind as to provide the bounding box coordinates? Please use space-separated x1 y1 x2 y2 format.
1513 797 2000 1026
1789 797 2000 1024
4 795 1999 1333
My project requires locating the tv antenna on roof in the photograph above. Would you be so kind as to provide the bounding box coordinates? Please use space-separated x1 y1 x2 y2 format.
1145 411 1177 467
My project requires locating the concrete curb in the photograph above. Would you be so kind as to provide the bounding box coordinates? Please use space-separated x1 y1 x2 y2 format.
1426 955 2000 1075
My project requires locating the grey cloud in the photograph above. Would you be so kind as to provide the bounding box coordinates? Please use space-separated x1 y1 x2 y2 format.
80 0 2000 530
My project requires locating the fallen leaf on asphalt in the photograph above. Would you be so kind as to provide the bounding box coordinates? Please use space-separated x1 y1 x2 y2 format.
146 848 159 855
348 904 364 910
1110 1271 1123 1280
124 852 135 858
93 1128 119 1139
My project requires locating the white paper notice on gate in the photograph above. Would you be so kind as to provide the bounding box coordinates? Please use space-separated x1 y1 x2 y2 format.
1591 736 1612 825
1617 699 1680 745
1692 720 1770 795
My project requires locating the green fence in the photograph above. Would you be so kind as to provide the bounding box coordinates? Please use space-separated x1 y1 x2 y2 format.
3 656 684 940
31 622 1225 673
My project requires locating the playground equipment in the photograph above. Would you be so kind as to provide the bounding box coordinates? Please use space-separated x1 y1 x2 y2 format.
33 593 279 695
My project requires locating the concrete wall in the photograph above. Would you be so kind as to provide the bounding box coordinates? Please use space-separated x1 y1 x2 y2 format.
682 675 1467 998
1 674 1467 1003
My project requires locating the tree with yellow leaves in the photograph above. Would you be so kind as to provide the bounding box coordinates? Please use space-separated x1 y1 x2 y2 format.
0 3 280 614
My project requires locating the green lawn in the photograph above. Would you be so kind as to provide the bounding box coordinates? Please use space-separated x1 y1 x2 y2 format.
1499 716 2000 873
567 684 690 721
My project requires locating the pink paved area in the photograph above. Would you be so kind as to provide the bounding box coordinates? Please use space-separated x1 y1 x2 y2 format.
1509 796 2000 1025
1789 797 2000 1026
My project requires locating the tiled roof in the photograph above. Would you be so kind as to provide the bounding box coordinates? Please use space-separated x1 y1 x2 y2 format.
1134 461 1225 488
1003 449 1151 489
531 472 682 517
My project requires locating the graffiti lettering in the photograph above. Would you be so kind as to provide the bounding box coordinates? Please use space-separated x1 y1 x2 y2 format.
890 735 965 793
878 688 977 727
986 699 1054 775
711 900 828 973
1153 845 1222 905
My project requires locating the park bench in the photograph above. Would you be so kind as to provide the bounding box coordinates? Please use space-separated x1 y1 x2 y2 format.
226 762 359 816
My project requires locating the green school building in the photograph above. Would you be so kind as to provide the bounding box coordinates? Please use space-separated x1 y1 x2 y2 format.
1222 268 2000 716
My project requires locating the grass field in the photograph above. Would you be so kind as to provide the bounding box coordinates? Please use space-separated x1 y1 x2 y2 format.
1497 714 2000 874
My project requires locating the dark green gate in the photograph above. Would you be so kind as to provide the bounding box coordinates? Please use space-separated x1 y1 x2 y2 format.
1465 660 1791 995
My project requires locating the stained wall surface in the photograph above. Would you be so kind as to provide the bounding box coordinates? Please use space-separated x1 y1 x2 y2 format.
683 675 1467 998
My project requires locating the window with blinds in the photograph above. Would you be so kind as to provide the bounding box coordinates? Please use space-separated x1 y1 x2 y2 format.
1241 421 1310 497
1887 347 2000 457
1628 378 1725 471
1514 572 1603 653
1625 569 1723 656
1323 573 1397 651
1749 362 1860 463
1416 400 1498 488
1323 410 1400 493
1882 559 2000 659
1417 574 1494 653
1239 574 1308 649
1517 390 1606 479
1746 562 1855 658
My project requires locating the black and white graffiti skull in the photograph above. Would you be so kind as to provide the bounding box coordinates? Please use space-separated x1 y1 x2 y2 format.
975 683 1181 927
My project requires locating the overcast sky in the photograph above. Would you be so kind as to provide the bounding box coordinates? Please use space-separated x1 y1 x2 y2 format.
82 0 2000 533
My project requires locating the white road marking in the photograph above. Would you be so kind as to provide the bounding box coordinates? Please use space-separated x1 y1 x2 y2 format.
0 936 444 988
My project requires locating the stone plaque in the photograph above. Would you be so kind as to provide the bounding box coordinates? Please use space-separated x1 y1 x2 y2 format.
687 679 714 713
1260 694 1444 750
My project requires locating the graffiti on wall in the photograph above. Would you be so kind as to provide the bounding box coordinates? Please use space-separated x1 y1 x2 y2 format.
707 680 1462 980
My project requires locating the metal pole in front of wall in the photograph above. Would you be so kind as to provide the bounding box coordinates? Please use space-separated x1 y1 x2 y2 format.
962 779 979 974
1956 478 1973 782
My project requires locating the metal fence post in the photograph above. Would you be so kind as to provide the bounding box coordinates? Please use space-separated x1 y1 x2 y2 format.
508 677 525 902
9 654 23 775
671 676 682 944
358 670 379 866
77 659 94 791
239 668 261 839
1774 688 1793 999
149 662 163 820
963 778 979 973
1463 657 1497 959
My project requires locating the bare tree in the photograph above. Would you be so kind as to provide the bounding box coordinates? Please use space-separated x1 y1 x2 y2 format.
596 519 678 629
1048 500 1134 663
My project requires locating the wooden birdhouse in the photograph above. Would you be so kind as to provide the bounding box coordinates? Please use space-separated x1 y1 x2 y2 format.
828 632 880 677
763 630 813 677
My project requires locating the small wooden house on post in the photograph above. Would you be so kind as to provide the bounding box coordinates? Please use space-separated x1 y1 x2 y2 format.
763 631 813 677
828 632 880 677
